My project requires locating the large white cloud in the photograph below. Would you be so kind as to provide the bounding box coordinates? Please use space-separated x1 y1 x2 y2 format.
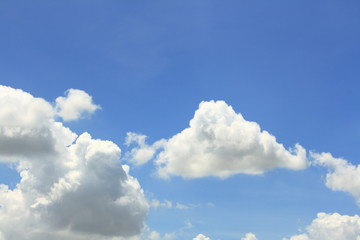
154 100 307 178
286 213 360 240
0 85 148 240
55 88 100 122
312 152 360 204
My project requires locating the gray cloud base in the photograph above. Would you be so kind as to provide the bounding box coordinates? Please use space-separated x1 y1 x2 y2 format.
0 86 148 240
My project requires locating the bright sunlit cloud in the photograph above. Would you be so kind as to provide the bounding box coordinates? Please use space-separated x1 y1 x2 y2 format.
312 152 360 204
55 88 100 122
127 100 308 178
285 213 360 240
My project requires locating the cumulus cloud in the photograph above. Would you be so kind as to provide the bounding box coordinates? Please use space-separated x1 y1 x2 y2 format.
241 233 258 240
0 86 60 161
154 100 307 178
55 88 100 122
125 132 165 166
193 234 211 240
311 152 360 204
286 212 360 240
0 86 148 240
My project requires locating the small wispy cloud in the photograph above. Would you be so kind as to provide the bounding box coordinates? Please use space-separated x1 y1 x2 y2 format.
150 199 173 208
150 198 212 210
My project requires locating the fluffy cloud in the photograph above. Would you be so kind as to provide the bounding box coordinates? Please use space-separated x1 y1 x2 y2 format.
241 233 258 240
0 86 148 239
286 213 360 240
312 152 360 204
193 234 211 240
55 88 100 121
0 86 60 161
154 100 307 178
125 133 165 166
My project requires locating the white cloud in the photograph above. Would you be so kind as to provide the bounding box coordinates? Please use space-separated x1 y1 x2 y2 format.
286 234 310 240
0 85 148 240
150 199 173 208
125 132 165 166
312 152 360 204
0 85 60 161
150 198 206 210
193 234 211 240
286 212 360 240
148 231 161 240
155 100 308 178
0 86 55 127
146 231 175 240
55 88 100 122
175 203 190 209
241 233 258 240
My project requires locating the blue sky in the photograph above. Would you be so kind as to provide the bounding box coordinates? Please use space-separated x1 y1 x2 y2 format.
0 1 360 240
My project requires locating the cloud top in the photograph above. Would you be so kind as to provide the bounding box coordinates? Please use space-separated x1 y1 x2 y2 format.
155 100 307 178
193 234 211 240
287 212 360 240
0 86 61 161
241 233 258 240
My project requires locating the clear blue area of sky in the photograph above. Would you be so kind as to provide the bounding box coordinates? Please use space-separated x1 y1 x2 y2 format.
0 1 360 239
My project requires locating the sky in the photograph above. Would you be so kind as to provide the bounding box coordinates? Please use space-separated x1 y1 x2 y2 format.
0 1 360 240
